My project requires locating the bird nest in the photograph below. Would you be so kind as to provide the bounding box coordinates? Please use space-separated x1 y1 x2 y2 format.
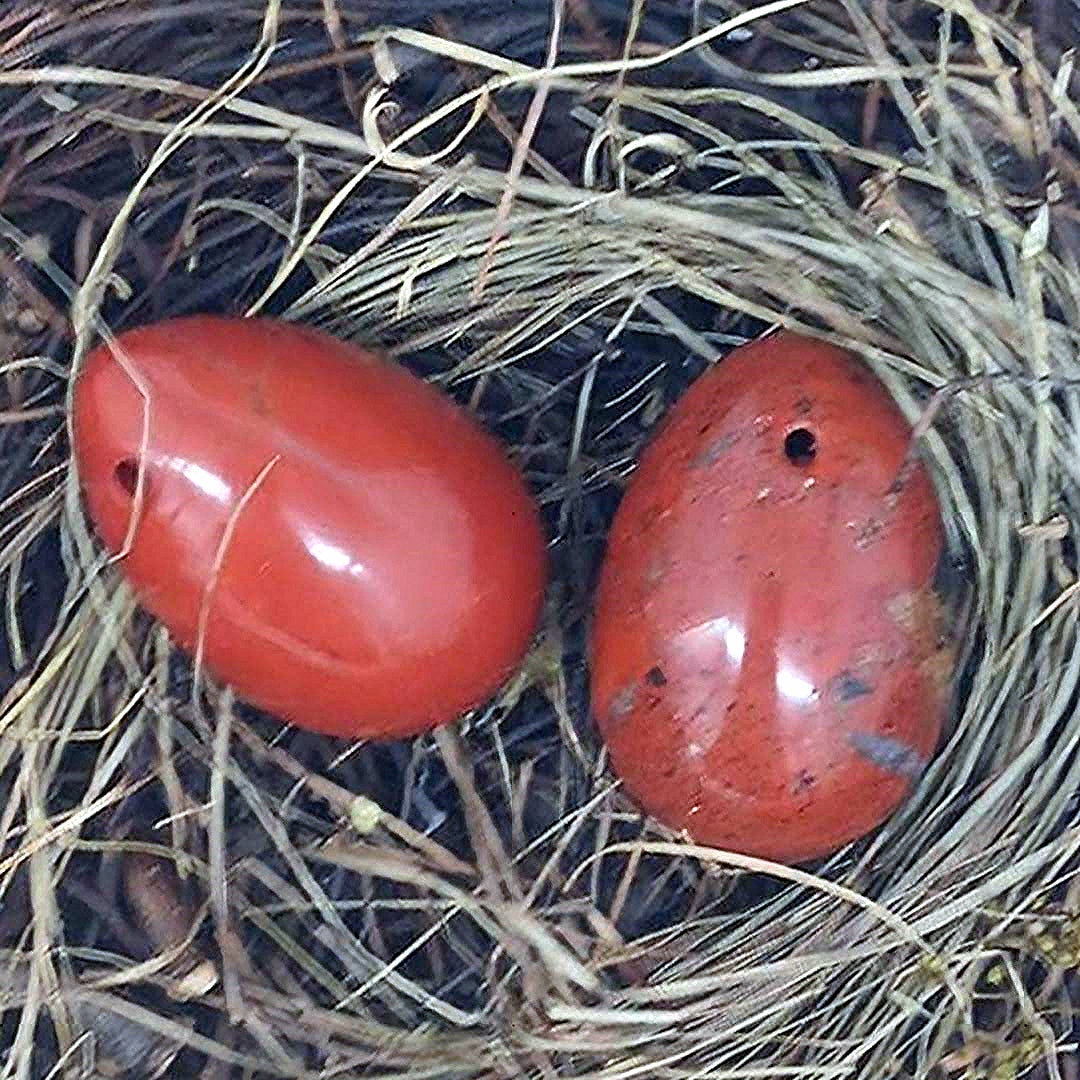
2 1 1080 1077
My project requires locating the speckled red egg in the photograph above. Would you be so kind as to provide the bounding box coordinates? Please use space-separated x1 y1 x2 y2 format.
590 331 950 864
72 315 547 740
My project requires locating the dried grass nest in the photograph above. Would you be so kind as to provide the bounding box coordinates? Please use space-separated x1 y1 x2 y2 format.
2 1 1080 1077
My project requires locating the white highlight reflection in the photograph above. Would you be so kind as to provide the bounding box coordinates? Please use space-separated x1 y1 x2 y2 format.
304 532 370 579
164 457 232 504
776 667 817 704
683 615 817 704
724 623 746 665
688 615 746 665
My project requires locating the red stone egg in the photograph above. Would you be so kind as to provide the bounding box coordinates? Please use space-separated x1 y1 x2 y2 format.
72 316 547 740
590 331 950 864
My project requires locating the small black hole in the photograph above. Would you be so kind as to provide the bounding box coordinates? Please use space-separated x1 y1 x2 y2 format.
114 458 141 497
783 428 816 466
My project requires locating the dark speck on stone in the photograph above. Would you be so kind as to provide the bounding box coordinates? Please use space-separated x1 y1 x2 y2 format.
830 671 873 704
849 732 925 780
693 432 740 467
645 666 668 687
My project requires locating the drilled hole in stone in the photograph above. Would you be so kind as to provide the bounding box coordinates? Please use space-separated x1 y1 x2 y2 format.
784 427 816 466
114 457 142 497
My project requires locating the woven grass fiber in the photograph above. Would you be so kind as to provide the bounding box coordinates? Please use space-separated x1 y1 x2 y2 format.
2 0 1080 1077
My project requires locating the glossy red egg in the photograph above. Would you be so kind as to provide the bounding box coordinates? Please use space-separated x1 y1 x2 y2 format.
590 331 950 864
72 316 547 739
